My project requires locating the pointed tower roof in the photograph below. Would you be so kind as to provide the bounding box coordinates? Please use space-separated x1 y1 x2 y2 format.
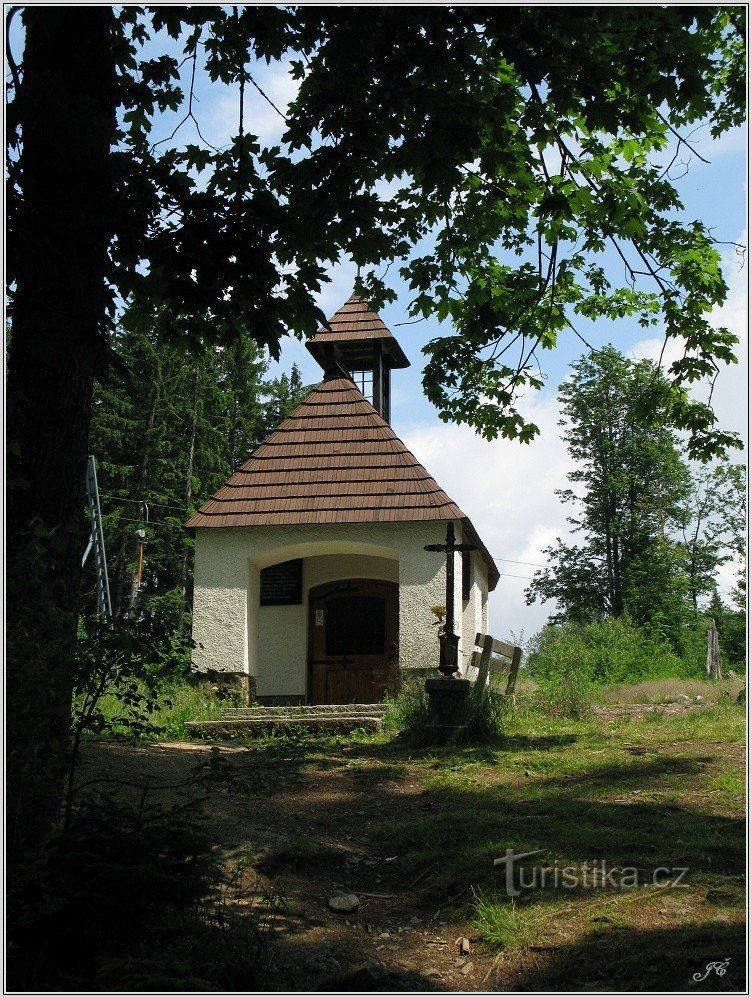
186 368 498 588
306 293 410 369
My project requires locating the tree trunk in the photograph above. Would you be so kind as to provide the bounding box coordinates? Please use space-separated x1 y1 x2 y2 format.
6 8 115 856
179 365 202 628
706 620 723 680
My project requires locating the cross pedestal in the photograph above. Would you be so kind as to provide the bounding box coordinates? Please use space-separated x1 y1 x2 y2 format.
425 677 471 745
423 523 476 744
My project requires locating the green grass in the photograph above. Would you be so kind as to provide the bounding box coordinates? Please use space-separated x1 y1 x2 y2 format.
370 700 745 988
83 680 226 741
372 703 746 902
598 676 746 704
349 760 409 783
256 834 341 874
708 770 746 807
80 676 746 991
614 701 746 744
472 894 531 949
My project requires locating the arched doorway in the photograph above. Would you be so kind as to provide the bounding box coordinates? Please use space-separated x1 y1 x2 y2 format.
308 579 398 704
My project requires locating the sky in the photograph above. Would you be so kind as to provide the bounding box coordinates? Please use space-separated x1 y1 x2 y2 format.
9 14 746 641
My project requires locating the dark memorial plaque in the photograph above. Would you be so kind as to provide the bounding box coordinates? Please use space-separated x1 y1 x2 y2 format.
260 559 303 606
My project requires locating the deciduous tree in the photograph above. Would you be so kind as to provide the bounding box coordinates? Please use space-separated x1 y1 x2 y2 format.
526 348 691 637
526 348 745 652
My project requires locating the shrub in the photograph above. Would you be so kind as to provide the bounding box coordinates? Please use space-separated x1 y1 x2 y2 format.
465 679 507 744
534 664 595 719
528 616 702 687
383 677 431 742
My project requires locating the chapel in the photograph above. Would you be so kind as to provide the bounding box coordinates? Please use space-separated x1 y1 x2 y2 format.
186 293 499 705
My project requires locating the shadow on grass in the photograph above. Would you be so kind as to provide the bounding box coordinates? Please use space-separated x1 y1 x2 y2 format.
79 733 746 991
506 920 745 992
84 739 745 885
541 753 704 789
499 733 579 751
351 752 745 897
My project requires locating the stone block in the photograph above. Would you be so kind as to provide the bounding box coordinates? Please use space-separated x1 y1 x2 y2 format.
425 676 471 744
191 670 253 706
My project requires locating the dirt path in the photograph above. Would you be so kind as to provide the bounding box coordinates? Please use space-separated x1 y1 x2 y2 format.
81 740 490 991
595 701 706 721
79 709 745 992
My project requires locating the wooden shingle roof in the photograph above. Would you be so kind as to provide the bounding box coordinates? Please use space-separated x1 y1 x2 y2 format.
185 367 498 588
305 293 410 369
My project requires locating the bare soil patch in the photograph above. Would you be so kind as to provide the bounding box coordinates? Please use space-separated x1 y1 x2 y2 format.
78 708 746 991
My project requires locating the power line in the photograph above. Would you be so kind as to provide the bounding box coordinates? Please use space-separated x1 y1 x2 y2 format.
106 515 188 531
496 557 548 569
497 572 536 581
100 495 187 513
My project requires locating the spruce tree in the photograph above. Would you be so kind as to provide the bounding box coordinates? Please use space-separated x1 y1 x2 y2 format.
87 316 305 636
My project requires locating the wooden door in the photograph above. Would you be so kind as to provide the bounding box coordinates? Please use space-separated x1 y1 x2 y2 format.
309 579 398 704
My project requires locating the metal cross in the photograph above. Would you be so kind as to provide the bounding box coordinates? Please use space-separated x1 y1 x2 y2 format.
424 522 476 677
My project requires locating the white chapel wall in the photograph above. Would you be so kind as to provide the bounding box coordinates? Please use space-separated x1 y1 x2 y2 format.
460 553 488 674
397 524 455 680
192 520 453 699
191 528 248 676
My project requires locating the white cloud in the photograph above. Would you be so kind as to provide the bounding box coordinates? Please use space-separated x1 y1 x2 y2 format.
315 260 359 317
690 123 747 164
204 60 301 149
400 392 573 641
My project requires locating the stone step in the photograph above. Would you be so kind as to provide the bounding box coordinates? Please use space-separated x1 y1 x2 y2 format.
219 703 389 718
186 715 383 738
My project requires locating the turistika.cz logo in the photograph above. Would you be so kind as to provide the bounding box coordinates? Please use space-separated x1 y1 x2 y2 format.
493 849 689 897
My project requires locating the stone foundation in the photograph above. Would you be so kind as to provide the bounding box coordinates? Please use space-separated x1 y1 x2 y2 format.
191 670 254 706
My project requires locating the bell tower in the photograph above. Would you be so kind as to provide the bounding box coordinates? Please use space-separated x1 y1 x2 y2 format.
305 293 410 424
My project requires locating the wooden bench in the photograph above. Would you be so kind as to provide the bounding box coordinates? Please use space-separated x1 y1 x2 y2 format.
463 631 522 697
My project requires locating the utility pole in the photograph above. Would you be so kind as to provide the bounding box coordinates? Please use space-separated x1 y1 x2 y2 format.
82 456 112 622
128 506 148 613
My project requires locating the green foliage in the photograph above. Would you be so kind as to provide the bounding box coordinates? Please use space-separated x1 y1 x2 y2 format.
83 678 226 742
534 665 596 721
10 9 743 455
528 617 706 691
88 310 308 626
676 462 746 612
73 620 166 743
6 2 745 863
720 613 746 670
527 348 693 630
526 348 746 654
